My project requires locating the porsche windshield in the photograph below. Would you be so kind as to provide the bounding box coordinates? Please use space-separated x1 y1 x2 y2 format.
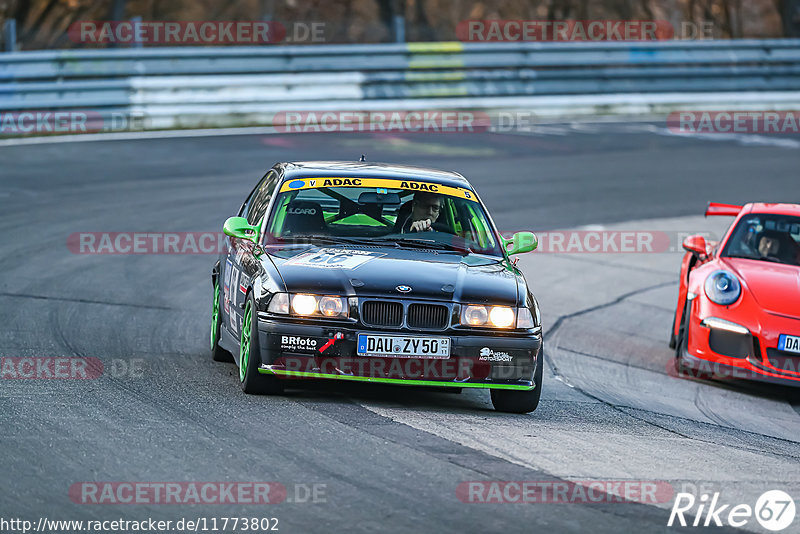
264 178 503 256
721 214 800 266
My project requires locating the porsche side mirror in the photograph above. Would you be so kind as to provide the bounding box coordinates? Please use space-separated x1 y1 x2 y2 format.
223 217 260 243
503 232 538 256
682 235 707 256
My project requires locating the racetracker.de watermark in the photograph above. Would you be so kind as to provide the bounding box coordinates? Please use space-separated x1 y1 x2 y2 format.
273 111 491 133
70 482 286 504
68 21 326 45
457 480 674 504
508 230 718 254
68 482 326 504
0 111 146 135
67 230 716 255
0 357 144 379
667 111 800 134
456 19 713 41
68 232 228 255
668 358 800 381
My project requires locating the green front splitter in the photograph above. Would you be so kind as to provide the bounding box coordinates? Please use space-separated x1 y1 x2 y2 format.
258 368 534 391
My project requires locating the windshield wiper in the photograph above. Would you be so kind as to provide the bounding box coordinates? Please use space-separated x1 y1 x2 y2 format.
395 237 473 254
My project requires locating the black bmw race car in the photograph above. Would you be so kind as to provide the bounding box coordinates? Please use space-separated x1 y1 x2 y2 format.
210 161 543 413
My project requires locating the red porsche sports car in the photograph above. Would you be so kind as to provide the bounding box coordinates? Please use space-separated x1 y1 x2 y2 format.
670 202 800 385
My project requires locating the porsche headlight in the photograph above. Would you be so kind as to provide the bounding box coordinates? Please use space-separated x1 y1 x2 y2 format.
461 305 516 328
704 270 741 306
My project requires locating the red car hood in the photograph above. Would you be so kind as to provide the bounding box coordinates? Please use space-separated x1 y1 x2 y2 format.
723 258 800 318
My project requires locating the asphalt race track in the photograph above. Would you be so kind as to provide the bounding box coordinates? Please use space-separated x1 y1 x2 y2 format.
1 123 799 533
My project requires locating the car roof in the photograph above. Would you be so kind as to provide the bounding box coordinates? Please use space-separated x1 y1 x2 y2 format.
276 161 472 189
744 203 800 216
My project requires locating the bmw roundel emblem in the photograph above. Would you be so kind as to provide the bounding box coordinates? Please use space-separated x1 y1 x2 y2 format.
396 285 412 293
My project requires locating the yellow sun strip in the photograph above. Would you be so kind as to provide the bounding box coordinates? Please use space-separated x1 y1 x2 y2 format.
279 177 478 203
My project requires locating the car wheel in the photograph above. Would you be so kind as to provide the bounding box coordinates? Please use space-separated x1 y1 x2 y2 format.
668 312 677 349
674 302 691 374
490 345 543 414
239 291 284 395
211 277 233 363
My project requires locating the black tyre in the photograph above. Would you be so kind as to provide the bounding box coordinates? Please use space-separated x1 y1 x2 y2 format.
491 345 544 413
674 302 691 374
211 277 234 363
238 291 283 395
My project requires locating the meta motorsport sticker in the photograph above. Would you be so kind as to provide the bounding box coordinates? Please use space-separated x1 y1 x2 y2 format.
286 248 384 269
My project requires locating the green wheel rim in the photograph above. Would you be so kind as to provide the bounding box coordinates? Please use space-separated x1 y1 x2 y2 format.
239 299 252 382
210 278 220 350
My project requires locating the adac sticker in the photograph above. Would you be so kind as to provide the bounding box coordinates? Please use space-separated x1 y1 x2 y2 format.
285 248 384 270
279 177 478 202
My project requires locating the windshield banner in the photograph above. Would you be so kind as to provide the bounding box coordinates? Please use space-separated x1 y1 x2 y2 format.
278 177 478 202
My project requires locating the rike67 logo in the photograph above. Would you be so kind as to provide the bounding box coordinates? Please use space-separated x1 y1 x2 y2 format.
668 490 795 531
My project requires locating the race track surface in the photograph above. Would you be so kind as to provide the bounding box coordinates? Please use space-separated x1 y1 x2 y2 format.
1 123 799 533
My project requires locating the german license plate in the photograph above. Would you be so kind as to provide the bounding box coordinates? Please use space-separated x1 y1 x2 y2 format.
778 334 800 354
357 334 450 358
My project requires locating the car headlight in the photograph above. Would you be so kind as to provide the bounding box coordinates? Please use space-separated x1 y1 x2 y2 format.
704 270 741 306
461 305 516 328
267 293 289 314
319 296 345 317
517 298 541 329
267 293 348 318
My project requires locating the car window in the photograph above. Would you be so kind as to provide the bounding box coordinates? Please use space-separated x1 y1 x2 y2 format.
722 214 800 266
263 177 503 256
245 171 278 226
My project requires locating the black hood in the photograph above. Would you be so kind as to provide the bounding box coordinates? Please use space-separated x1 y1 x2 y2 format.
267 245 519 305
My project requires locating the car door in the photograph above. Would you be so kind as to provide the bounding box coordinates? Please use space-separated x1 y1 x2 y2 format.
224 170 278 339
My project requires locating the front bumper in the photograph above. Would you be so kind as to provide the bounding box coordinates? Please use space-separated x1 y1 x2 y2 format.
683 301 800 386
256 317 541 391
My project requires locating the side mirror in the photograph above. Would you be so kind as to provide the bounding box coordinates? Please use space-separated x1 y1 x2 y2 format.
682 235 707 256
503 232 538 256
223 217 260 243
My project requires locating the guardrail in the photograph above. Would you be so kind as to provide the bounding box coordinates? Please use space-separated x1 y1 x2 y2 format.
2 40 800 131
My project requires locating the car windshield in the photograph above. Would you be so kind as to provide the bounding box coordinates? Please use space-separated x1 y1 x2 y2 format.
263 177 503 256
721 213 800 266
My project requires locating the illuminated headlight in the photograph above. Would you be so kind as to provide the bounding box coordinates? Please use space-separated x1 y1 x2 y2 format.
292 294 318 315
461 305 516 328
704 270 741 306
267 293 348 318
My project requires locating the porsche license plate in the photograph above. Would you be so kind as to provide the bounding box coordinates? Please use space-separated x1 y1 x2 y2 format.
357 334 450 358
778 334 800 354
